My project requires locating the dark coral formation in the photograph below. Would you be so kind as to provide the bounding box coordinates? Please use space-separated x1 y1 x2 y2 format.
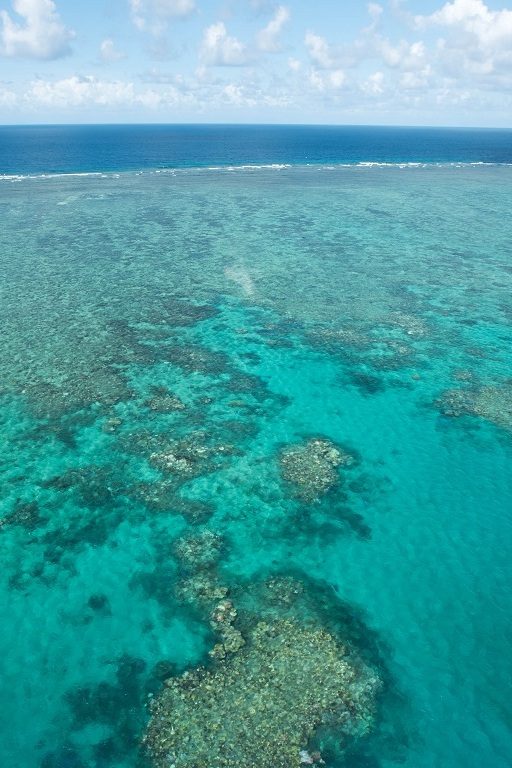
1 500 45 530
280 438 355 502
163 300 219 327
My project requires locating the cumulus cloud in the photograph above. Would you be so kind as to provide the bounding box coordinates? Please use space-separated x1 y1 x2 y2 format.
309 68 346 91
3 0 512 122
365 2 383 32
257 5 290 52
25 74 194 109
0 85 17 106
362 70 385 94
0 0 74 59
304 31 340 69
377 38 429 71
27 76 135 106
222 82 257 107
129 0 195 33
99 38 126 63
200 22 250 66
414 0 512 81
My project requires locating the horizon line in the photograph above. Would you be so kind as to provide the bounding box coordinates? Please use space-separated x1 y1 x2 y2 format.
0 121 511 131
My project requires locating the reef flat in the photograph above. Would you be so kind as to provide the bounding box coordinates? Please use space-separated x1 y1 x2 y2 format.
0 164 511 768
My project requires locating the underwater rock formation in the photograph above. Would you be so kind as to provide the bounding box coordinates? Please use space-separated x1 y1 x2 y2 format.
144 615 377 768
280 438 355 502
437 382 512 432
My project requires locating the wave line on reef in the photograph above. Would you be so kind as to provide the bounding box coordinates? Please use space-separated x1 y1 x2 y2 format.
1 161 512 182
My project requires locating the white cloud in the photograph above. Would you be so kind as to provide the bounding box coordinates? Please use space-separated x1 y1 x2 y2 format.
0 85 17 106
153 0 195 14
27 76 135 106
378 38 428 71
129 0 195 31
25 74 195 109
257 5 290 53
288 56 301 71
130 0 145 30
368 3 383 21
362 70 385 94
223 82 256 107
304 31 340 69
99 38 126 63
415 0 512 82
0 0 74 59
200 22 250 66
400 70 429 90
309 68 346 91
365 2 383 32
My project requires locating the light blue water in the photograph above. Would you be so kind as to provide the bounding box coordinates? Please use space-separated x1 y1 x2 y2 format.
0 160 511 768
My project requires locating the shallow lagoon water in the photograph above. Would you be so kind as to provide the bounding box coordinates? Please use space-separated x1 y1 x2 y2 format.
0 163 512 768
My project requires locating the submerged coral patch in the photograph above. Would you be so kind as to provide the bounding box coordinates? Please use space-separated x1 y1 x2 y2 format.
280 438 355 502
144 389 186 413
173 529 224 570
149 432 237 479
163 299 219 327
144 616 377 768
436 382 512 433
1 500 45 530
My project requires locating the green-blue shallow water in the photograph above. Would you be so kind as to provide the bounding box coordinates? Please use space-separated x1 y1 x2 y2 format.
0 163 511 768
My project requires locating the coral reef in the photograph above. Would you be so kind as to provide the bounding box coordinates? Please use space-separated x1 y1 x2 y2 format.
145 388 186 413
208 598 245 660
436 382 512 432
145 574 380 768
280 438 355 502
384 312 428 338
150 432 237 479
162 345 230 376
175 573 228 605
1 501 44 530
144 616 377 768
163 300 219 327
173 530 224 570
308 327 370 350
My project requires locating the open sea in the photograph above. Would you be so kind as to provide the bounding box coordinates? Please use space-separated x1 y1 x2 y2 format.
0 124 511 768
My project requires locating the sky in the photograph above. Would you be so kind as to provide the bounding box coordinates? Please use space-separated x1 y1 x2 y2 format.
0 0 511 125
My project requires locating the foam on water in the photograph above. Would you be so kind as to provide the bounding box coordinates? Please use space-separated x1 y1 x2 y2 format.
2 160 512 183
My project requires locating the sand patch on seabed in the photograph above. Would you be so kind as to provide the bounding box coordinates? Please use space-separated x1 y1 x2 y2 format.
224 265 256 297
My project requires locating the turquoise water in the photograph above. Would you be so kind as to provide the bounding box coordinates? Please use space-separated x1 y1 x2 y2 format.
1 164 512 768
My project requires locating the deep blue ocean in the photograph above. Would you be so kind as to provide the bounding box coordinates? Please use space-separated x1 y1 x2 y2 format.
1 123 512 174
0 125 511 768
